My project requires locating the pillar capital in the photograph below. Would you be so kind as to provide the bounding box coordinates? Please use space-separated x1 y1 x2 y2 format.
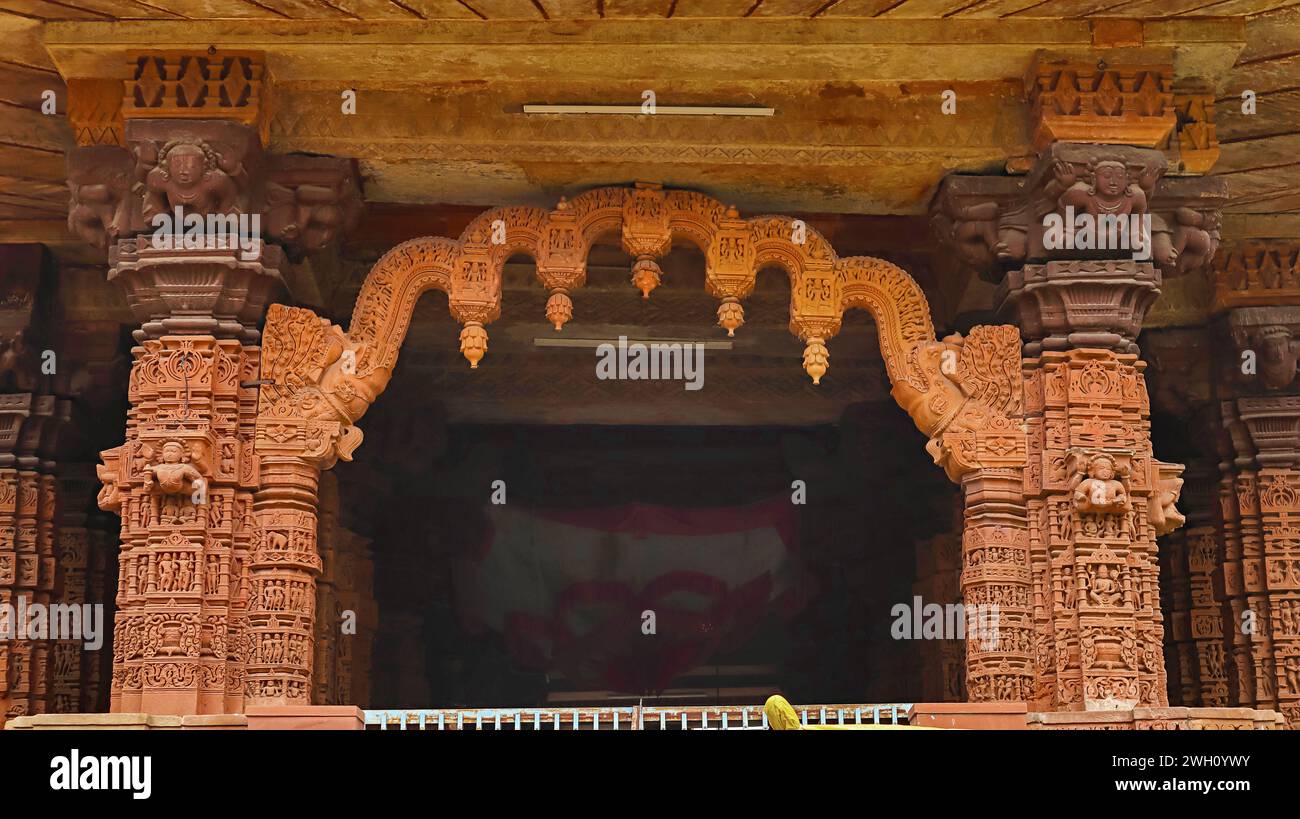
996 260 1160 355
67 50 272 150
931 144 1226 284
1234 396 1300 469
107 241 286 344
66 50 362 263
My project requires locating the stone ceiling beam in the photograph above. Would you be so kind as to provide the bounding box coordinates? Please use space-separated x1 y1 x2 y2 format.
42 19 1244 84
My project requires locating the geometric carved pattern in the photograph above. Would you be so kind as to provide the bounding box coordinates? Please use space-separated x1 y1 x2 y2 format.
124 50 270 144
1213 242 1300 314
1027 56 1175 151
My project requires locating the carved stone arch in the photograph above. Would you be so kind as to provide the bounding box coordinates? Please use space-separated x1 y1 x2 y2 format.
665 189 728 255
836 256 936 391
568 186 630 245
462 205 549 268
255 182 1025 484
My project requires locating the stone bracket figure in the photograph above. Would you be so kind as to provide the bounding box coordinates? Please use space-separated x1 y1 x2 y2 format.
132 127 252 221
1229 308 1300 392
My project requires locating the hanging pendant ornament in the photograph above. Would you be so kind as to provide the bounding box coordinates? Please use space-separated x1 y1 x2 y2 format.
546 288 573 331
631 256 662 300
717 297 745 337
459 321 489 369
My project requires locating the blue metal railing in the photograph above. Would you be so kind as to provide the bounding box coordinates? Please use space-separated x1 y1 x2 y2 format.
363 703 913 730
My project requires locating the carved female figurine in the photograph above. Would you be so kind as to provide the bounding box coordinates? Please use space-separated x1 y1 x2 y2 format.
177 555 193 592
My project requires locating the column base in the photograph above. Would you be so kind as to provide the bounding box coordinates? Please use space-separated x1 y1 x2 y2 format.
5 713 183 730
6 708 363 730
1028 706 1284 729
909 702 1029 730
244 706 365 730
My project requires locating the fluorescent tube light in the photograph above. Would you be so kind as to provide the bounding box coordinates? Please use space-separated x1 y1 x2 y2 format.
523 104 773 117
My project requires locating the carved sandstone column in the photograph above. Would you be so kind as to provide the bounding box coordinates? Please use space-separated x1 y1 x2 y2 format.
48 465 99 713
96 271 273 714
312 471 340 705
1141 331 1230 708
991 144 1200 711
1209 245 1300 726
72 51 362 714
932 49 1228 714
335 527 376 707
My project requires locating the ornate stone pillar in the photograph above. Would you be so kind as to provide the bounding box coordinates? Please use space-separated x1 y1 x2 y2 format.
913 517 964 702
48 465 98 713
312 471 340 706
244 454 321 705
96 282 272 715
82 516 114 713
1 395 51 722
996 150 1182 711
335 527 376 707
1218 380 1300 723
935 147 1213 713
1141 330 1228 708
1207 243 1300 726
930 51 1230 714
0 254 77 725
74 50 362 714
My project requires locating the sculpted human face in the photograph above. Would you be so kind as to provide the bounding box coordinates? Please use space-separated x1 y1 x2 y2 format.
162 443 183 464
1095 165 1126 198
1093 458 1114 480
168 147 205 187
1259 334 1297 390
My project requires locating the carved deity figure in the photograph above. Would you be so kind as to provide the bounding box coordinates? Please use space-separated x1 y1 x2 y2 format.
177 555 193 592
1284 657 1300 696
934 199 1002 272
141 138 243 219
1089 564 1123 607
142 441 204 524
1152 207 1221 275
264 178 361 258
1058 158 1153 217
205 556 221 595
158 555 175 593
1072 454 1131 515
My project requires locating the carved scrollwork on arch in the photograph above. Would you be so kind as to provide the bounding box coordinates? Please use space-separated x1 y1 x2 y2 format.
255 182 1025 480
